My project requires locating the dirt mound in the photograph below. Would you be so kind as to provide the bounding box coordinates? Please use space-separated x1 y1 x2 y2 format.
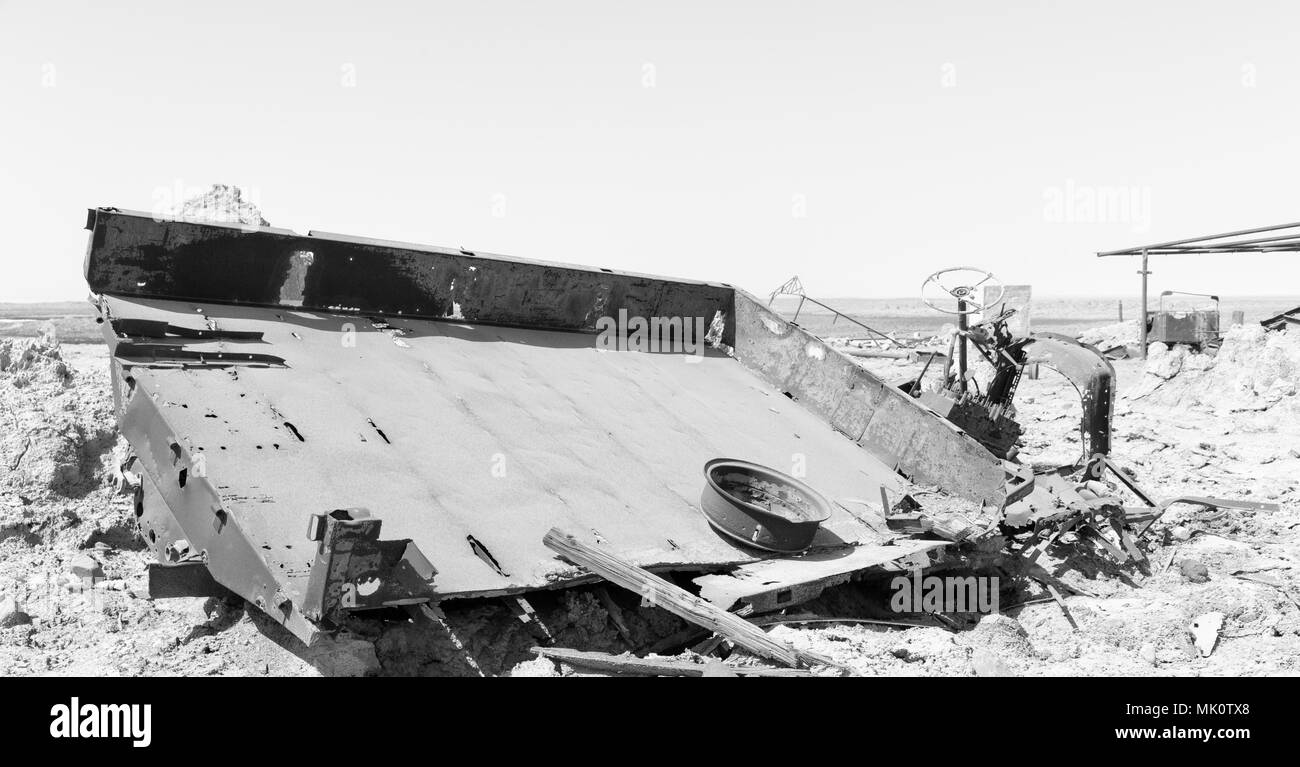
1077 320 1140 350
174 184 270 227
0 341 120 514
1130 325 1300 411
0 334 71 388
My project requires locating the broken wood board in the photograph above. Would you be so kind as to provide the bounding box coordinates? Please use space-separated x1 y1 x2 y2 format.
692 539 949 613
543 527 820 668
533 647 814 677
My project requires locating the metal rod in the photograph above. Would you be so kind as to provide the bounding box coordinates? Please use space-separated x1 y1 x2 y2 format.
786 294 906 347
910 351 937 396
1132 244 1300 254
941 332 956 388
1140 250 1149 360
1097 220 1300 256
1143 231 1300 250
956 298 968 393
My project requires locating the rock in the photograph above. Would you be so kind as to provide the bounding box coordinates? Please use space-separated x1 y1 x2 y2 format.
509 656 562 677
965 613 1033 659
68 553 104 581
1178 559 1210 583
301 634 380 677
175 184 269 227
1190 612 1225 658
1171 526 1192 541
0 595 32 628
1138 643 1157 666
971 648 1013 677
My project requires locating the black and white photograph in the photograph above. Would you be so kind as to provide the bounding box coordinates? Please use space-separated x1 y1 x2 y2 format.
0 0 1293 744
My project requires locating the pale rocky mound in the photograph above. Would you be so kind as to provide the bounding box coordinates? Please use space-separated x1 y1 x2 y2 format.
1077 320 1140 350
0 334 118 505
175 183 270 227
1129 325 1300 412
0 333 71 388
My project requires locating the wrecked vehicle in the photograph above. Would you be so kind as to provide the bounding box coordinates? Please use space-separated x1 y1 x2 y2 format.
83 208 1272 671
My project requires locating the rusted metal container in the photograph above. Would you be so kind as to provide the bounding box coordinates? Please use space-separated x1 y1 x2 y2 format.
700 459 831 553
1148 291 1220 348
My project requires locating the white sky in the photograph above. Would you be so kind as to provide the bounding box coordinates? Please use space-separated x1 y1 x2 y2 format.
2 0 1300 302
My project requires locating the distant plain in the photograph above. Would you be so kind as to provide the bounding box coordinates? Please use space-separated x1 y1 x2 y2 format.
3 295 1298 346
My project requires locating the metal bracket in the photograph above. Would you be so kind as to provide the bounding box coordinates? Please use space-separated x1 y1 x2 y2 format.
302 508 438 625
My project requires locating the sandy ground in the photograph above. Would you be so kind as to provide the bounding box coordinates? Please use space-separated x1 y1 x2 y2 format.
2 329 1298 677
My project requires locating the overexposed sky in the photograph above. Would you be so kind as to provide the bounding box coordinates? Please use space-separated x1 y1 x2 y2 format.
3 0 1300 302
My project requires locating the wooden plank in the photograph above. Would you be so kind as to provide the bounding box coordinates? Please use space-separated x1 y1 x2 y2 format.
533 647 814 677
543 527 813 668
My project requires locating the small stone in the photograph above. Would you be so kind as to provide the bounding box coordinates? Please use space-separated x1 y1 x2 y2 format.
1139 643 1157 666
509 656 562 678
971 648 1013 677
1171 526 1192 541
68 553 104 581
0 595 33 628
1178 559 1210 583
1191 612 1225 658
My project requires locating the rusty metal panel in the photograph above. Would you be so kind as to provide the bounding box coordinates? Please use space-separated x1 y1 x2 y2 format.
97 293 917 621
85 208 736 346
828 377 889 442
730 292 1008 506
1149 310 1219 345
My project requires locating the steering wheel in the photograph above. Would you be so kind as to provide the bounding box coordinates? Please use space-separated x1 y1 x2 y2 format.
921 267 1004 315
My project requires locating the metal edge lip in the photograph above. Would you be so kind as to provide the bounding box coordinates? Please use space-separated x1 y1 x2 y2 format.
701 458 833 525
702 518 809 555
